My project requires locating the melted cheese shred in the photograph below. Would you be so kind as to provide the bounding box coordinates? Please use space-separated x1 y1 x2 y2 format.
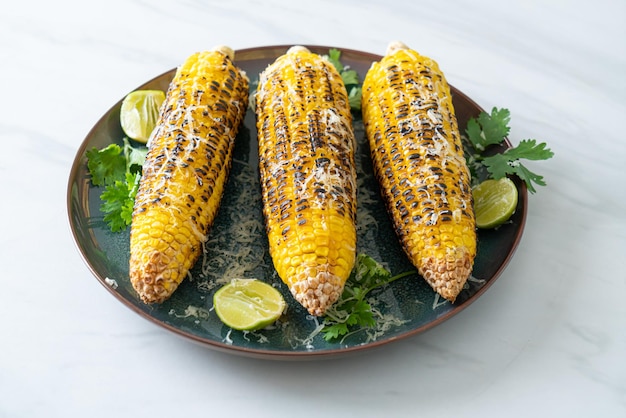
255 47 358 316
361 42 477 303
129 49 249 304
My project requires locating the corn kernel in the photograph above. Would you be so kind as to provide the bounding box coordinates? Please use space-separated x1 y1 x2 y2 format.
361 41 477 303
129 48 249 304
255 46 357 316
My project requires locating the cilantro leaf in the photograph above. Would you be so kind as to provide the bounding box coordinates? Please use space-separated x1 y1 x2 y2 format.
322 323 348 341
483 139 553 193
348 86 362 112
100 172 141 232
500 138 553 161
87 138 148 232
326 48 363 112
341 69 360 86
465 119 485 150
466 108 553 193
86 144 126 186
321 254 414 341
123 137 148 173
327 48 344 73
350 300 376 327
352 253 392 289
466 107 511 151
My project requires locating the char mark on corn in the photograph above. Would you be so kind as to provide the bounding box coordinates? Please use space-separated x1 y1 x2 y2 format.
361 41 476 302
255 46 357 316
129 47 249 304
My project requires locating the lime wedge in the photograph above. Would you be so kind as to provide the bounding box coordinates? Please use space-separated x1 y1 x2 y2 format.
472 177 518 229
214 279 286 331
120 90 165 143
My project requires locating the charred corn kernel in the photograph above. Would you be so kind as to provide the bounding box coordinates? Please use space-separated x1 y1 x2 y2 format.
255 46 357 316
362 41 477 302
129 47 249 304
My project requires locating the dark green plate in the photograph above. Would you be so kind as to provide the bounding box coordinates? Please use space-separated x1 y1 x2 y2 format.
67 45 527 360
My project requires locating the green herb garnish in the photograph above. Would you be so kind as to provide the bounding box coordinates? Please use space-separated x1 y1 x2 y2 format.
86 143 126 186
466 107 553 193
322 254 414 341
326 48 363 112
100 171 141 232
86 138 147 231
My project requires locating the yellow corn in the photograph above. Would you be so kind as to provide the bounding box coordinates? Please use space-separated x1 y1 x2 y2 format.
361 41 476 302
255 46 357 316
129 46 249 304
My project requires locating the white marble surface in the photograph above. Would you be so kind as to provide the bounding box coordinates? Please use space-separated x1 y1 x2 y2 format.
1 0 625 416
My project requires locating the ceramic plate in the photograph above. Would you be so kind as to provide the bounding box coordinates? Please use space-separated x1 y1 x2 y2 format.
67 45 527 359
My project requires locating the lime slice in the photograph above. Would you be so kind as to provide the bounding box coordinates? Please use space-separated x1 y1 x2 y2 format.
214 279 286 331
472 177 518 229
120 90 165 143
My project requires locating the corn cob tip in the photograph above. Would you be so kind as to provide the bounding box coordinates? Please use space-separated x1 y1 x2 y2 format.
209 45 249 83
420 248 473 303
212 45 235 61
291 271 344 317
386 40 410 56
286 45 310 55
130 251 182 304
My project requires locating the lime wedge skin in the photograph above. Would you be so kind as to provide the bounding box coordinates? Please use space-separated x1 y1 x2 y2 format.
472 177 518 229
214 279 286 331
120 90 166 144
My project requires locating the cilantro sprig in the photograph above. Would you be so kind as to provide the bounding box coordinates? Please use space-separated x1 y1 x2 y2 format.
322 254 414 341
86 138 147 232
100 172 141 232
466 107 553 193
326 48 363 111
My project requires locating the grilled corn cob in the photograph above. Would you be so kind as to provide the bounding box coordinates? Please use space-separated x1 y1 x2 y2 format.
129 46 249 304
361 41 476 302
255 46 357 316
